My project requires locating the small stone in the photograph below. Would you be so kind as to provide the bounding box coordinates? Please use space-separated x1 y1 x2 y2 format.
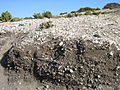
109 51 114 56
116 73 118 76
116 66 120 70
19 82 22 85
97 75 101 78
69 69 74 73
36 87 40 90
59 41 63 46
44 85 49 89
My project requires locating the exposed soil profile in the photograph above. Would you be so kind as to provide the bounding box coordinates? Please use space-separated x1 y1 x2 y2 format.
1 38 120 89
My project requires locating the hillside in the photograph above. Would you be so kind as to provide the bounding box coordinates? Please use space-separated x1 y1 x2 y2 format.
0 9 120 90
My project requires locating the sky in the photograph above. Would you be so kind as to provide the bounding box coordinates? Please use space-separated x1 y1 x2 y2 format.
0 0 120 18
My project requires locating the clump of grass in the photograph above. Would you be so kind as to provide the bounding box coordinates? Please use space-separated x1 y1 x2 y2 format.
78 7 101 12
71 11 77 13
60 12 68 15
101 11 111 14
84 11 110 15
64 13 74 18
24 17 33 19
39 21 54 30
92 12 101 15
84 11 92 15
11 17 22 22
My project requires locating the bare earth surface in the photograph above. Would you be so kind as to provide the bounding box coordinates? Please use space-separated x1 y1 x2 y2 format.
0 9 120 90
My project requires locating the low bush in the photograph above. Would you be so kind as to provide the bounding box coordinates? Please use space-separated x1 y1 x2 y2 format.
84 11 92 15
42 11 52 18
78 7 93 12
24 17 33 19
101 11 110 14
78 7 101 12
65 13 74 18
93 8 101 10
71 11 77 13
60 12 67 15
92 12 101 15
33 13 43 19
11 17 22 22
39 21 54 30
73 13 80 17
84 11 111 15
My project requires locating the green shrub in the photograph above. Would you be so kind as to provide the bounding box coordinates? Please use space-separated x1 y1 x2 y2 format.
103 3 120 9
1 11 12 22
60 12 67 15
65 13 74 18
94 8 101 10
73 13 79 17
84 11 92 15
42 11 52 18
78 7 101 12
101 11 110 14
24 17 33 19
11 17 22 22
78 7 93 12
71 11 77 13
39 21 54 30
84 11 102 15
33 13 43 19
92 12 101 15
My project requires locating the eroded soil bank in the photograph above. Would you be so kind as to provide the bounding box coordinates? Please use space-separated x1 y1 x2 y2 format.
1 38 120 89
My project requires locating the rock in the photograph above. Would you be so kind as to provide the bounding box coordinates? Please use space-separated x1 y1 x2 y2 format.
59 41 64 46
110 51 114 56
69 69 74 73
116 66 120 70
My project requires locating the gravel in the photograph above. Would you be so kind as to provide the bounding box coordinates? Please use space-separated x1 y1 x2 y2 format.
0 11 120 49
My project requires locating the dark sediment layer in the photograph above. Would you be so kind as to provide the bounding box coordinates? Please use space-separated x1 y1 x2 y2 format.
1 38 120 89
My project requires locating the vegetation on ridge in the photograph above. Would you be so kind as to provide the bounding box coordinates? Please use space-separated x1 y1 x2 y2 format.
0 2 119 22
103 3 120 9
77 7 100 12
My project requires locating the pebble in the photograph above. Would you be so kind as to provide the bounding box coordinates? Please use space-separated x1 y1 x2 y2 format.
97 75 101 78
59 41 63 46
110 51 114 56
19 82 22 85
117 66 120 70
69 69 74 73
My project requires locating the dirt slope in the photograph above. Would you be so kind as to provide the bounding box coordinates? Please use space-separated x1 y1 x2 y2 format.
0 9 120 90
